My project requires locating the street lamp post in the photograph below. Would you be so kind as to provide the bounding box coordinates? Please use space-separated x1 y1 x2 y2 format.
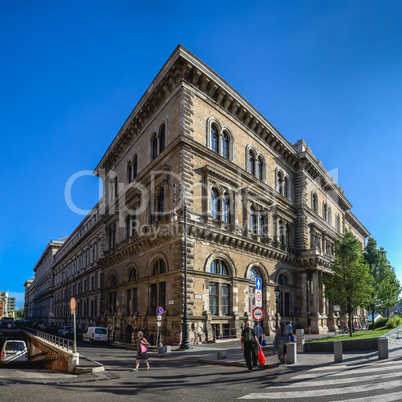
174 183 190 350
274 285 281 349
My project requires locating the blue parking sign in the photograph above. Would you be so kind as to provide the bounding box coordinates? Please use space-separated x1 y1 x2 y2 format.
256 278 262 290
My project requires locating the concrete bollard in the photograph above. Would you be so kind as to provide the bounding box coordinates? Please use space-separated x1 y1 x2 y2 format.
296 329 305 353
158 346 165 354
217 351 227 360
165 345 172 353
378 338 388 360
68 352 80 373
286 342 297 364
334 341 343 363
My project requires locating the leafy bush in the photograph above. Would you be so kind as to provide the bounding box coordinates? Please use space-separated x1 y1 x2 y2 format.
369 317 388 330
386 315 402 329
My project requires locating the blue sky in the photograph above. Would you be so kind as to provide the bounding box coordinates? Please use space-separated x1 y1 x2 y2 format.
1 1 401 308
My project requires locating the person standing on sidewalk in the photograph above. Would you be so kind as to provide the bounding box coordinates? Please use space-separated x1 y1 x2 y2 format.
132 331 150 371
286 321 293 341
241 321 260 371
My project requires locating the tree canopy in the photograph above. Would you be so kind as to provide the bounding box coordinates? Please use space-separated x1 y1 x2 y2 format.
365 237 400 329
324 231 373 337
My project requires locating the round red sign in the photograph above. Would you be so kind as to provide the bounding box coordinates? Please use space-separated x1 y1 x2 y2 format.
252 307 264 321
70 297 77 311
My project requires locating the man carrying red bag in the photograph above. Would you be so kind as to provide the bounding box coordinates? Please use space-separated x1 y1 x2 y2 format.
241 321 261 371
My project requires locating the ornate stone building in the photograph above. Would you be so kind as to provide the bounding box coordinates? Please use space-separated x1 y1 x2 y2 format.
25 45 369 344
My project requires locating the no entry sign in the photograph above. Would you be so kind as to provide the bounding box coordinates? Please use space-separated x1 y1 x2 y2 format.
253 307 264 321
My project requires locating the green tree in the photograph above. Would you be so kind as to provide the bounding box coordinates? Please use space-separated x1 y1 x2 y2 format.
323 231 373 337
15 307 24 319
365 238 400 330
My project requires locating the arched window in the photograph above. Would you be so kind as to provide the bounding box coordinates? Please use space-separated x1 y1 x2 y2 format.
285 223 290 246
277 172 283 194
312 192 318 212
159 124 165 152
152 133 158 160
211 125 219 154
249 151 255 175
109 274 117 288
127 161 133 183
153 259 166 276
113 177 118 198
336 213 340 231
157 188 164 220
278 273 288 286
284 177 289 198
279 221 284 245
248 267 262 282
133 155 138 178
257 156 263 180
209 259 228 275
128 268 137 282
323 202 328 221
250 206 257 234
258 214 264 236
211 188 220 219
328 206 332 225
222 193 230 223
222 132 229 159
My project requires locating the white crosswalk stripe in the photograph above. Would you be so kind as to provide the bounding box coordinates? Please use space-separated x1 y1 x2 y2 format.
238 359 402 400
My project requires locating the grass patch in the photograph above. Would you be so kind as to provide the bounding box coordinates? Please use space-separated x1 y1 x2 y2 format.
308 326 392 343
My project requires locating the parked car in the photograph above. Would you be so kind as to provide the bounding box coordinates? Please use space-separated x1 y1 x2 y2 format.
82 327 108 343
0 340 28 365
58 326 72 336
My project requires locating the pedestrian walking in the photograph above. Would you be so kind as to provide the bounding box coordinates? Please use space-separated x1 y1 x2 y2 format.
132 331 150 371
286 321 293 341
241 321 260 371
254 322 263 345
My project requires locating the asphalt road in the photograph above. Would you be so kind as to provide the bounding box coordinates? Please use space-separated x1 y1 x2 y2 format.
0 340 276 401
2 340 402 401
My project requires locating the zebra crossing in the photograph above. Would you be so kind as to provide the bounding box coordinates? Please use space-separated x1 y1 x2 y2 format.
239 358 402 401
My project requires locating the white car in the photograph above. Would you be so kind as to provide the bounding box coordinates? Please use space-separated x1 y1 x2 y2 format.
58 326 72 336
82 327 108 343
1 340 28 365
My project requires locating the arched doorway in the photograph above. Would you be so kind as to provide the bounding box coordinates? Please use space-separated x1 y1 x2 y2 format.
125 325 134 343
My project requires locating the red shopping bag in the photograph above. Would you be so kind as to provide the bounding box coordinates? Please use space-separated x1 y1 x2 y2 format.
258 347 265 366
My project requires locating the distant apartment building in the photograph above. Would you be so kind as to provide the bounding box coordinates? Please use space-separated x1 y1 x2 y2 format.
25 46 370 344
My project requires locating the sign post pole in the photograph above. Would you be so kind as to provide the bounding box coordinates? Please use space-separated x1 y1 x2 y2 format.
156 307 164 348
70 297 77 353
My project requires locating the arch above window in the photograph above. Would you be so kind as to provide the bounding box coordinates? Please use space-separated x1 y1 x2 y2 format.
311 191 318 213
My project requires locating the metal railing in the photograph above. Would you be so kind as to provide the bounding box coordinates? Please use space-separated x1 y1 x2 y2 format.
24 329 74 352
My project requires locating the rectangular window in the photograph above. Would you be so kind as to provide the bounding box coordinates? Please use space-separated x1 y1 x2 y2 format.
159 282 166 310
150 284 157 315
209 283 218 315
91 276 95 291
222 284 230 315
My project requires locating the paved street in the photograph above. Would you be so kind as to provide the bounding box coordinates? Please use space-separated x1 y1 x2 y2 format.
1 337 402 401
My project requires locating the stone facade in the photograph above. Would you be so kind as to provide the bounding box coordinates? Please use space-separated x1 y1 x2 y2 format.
25 45 370 344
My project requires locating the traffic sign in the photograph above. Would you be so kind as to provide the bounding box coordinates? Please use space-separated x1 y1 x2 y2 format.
157 315 162 321
156 306 164 315
255 289 262 307
255 278 262 290
253 307 264 321
70 297 76 312
157 322 161 327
